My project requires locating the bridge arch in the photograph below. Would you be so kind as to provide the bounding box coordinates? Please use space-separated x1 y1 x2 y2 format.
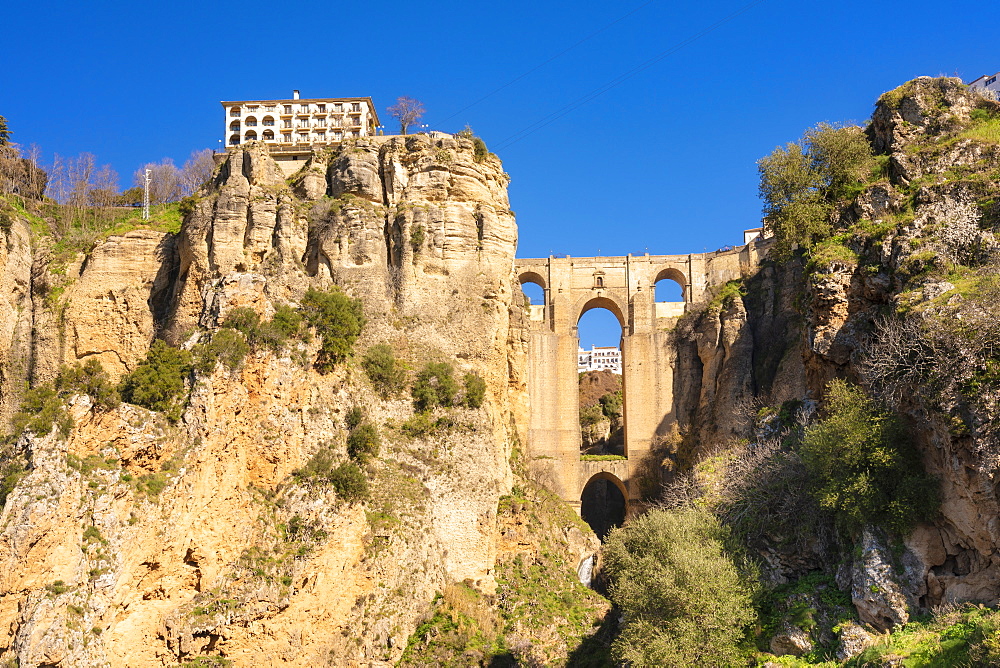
581 471 627 540
653 266 688 302
517 270 546 291
574 294 627 332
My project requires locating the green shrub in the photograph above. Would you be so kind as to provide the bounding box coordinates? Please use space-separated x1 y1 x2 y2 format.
221 304 303 354
295 445 336 481
193 328 249 374
347 423 380 461
57 359 120 411
599 390 622 419
269 304 303 339
472 137 489 163
799 379 938 536
301 287 365 371
603 507 756 667
410 224 425 253
345 406 364 430
412 362 458 412
579 404 604 427
463 372 486 408
221 307 261 339
12 384 73 439
362 344 407 397
119 340 193 422
328 461 368 502
0 457 27 508
759 123 874 258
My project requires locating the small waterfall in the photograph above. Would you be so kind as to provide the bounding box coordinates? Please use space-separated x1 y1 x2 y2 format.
577 554 597 588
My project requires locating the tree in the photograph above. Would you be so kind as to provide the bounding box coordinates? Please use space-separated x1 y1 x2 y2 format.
134 159 182 204
758 123 874 258
387 96 426 135
0 115 10 146
799 379 938 536
603 507 756 667
412 362 458 412
180 148 215 196
300 287 365 370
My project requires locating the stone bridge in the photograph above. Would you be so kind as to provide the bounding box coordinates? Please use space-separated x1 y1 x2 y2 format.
515 246 765 528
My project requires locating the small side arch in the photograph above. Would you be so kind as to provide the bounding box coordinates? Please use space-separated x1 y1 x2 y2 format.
581 472 627 540
517 270 546 291
653 266 687 302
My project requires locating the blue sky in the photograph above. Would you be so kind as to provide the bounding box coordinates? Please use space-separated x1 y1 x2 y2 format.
2 0 996 347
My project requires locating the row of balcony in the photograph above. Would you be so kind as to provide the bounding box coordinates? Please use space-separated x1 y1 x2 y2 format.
231 104 363 116
227 132 361 146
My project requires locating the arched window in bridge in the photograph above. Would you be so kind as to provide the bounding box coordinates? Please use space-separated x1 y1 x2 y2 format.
654 268 686 318
595 275 604 288
578 301 624 457
581 474 626 540
520 281 544 306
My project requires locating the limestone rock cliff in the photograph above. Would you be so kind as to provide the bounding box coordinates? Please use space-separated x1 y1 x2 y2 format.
670 77 1000 633
0 135 551 667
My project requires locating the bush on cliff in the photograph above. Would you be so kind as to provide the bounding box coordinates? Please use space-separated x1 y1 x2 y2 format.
119 340 193 422
463 372 486 409
11 384 73 439
300 287 365 371
412 362 458 412
221 304 303 353
57 358 120 411
328 461 368 502
602 506 756 667
347 422 380 462
193 328 249 374
799 379 938 536
362 344 407 397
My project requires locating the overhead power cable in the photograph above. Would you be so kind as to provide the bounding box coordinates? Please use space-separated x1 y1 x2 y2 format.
429 0 656 128
492 0 766 151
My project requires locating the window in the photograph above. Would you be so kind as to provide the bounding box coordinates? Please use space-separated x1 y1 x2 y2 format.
351 103 360 112
284 105 292 114
265 105 275 112
300 105 310 113
350 116 361 126
316 119 326 127
334 131 342 140
317 104 326 112
595 276 604 288
230 107 241 117
282 134 291 143
317 131 326 140
334 103 342 111
284 120 292 128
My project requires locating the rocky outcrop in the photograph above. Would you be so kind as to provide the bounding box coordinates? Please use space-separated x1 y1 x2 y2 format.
674 76 1000 635
0 134 526 667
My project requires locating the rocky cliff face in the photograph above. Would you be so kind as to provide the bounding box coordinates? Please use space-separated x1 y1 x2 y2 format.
670 77 1000 633
0 135 578 667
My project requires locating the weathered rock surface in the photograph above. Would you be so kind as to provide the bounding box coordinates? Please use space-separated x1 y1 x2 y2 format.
0 135 527 666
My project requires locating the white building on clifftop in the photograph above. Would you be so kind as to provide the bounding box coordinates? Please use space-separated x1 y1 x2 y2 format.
221 90 380 173
578 346 622 374
969 72 1000 98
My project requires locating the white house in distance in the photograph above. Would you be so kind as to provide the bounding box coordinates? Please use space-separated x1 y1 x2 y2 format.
221 90 380 174
578 346 622 374
969 72 1000 97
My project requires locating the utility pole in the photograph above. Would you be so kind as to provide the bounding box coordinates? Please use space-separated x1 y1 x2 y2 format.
142 168 151 221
